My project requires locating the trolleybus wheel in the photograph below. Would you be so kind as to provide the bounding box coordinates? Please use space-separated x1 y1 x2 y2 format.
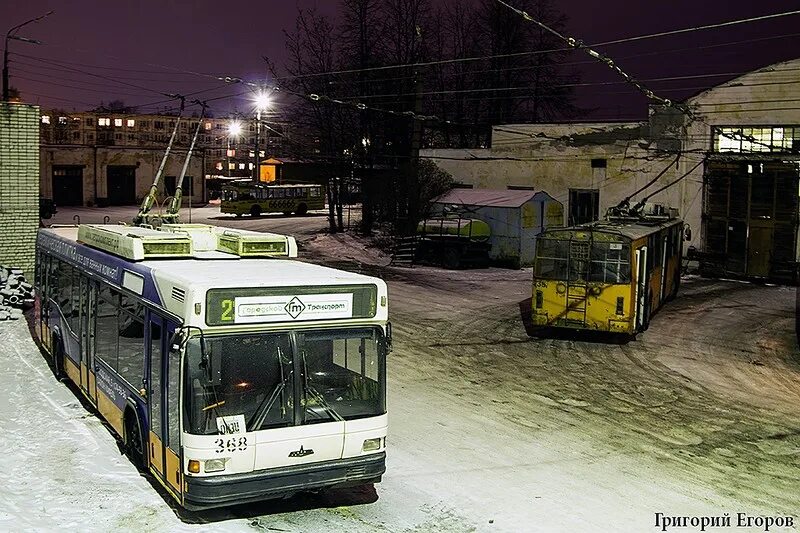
250 205 261 217
296 203 308 216
124 410 146 471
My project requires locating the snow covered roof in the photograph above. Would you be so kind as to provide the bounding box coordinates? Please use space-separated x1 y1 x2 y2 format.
432 188 537 208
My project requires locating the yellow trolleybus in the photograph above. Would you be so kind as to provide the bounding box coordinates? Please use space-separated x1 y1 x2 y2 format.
34 223 389 509
221 182 325 217
531 210 683 335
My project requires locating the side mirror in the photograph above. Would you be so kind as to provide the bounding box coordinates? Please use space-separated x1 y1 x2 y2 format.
169 330 184 353
683 225 692 242
385 322 393 354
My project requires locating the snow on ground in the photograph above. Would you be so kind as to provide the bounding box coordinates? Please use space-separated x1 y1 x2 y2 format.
9 207 797 531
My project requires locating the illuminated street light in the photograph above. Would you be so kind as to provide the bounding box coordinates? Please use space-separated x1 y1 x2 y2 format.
253 91 272 113
227 120 243 137
252 89 272 182
226 120 244 179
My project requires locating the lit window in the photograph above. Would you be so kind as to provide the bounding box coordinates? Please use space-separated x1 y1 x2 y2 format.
227 149 235 157
58 116 67 125
215 162 223 170
205 122 212 130
259 151 265 157
238 163 245 170
228 163 235 170
248 163 254 170
127 119 135 127
114 118 123 127
41 115 50 124
249 151 255 158
98 117 111 126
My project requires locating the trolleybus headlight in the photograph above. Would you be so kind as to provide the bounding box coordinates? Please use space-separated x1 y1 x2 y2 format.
362 438 382 452
188 460 201 474
204 458 227 473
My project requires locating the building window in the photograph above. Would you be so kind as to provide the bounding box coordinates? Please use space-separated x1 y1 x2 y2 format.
227 149 235 157
154 121 164 130
98 117 111 126
72 131 80 141
714 126 800 153
86 133 94 141
228 163 235 170
114 118 123 127
85 117 94 126
41 115 50 124
58 116 67 125
569 189 599 226
249 151 255 158
115 133 122 141
591 158 607 168
215 162 223 170
238 163 245 170
259 150 265 157
127 134 136 142
127 119 135 127
205 122 212 130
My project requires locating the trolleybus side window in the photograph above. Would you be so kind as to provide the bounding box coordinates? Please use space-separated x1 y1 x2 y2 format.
117 297 145 387
95 287 119 369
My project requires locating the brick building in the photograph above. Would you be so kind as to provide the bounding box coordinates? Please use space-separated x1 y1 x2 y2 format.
0 102 40 276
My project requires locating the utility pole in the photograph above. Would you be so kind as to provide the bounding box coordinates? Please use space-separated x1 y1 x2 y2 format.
3 11 53 101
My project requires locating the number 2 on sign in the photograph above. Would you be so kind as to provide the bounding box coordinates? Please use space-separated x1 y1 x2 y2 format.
221 299 234 322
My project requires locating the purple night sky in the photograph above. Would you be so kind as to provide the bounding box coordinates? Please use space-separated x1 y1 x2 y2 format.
2 0 800 120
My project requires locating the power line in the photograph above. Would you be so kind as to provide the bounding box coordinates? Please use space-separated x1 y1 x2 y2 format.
271 8 800 82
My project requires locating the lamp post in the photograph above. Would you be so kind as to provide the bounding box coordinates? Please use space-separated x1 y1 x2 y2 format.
252 90 271 183
227 120 243 179
3 11 53 101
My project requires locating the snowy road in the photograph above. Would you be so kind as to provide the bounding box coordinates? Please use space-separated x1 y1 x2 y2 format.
2 228 800 531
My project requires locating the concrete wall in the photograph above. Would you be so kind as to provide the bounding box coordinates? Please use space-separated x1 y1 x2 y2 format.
40 145 205 206
422 122 691 244
0 102 40 276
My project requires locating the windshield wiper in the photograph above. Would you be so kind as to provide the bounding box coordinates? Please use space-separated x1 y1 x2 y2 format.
301 350 343 423
248 347 291 430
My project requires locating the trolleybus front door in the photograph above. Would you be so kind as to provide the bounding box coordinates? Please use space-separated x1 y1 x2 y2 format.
635 247 648 330
147 315 167 483
147 314 181 496
79 278 98 405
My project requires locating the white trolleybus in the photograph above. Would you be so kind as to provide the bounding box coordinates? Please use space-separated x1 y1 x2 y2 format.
33 223 389 509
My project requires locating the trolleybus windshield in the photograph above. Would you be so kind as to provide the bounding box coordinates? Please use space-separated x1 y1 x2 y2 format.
185 327 385 435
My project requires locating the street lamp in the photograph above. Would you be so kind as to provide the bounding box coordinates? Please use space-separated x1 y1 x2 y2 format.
252 90 272 182
3 11 53 101
227 120 243 178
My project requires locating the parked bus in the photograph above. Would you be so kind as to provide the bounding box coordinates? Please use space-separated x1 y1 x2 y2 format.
531 209 683 335
33 223 389 509
221 182 325 217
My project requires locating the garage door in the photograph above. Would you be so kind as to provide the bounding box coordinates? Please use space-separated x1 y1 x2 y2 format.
52 166 84 206
107 165 137 205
